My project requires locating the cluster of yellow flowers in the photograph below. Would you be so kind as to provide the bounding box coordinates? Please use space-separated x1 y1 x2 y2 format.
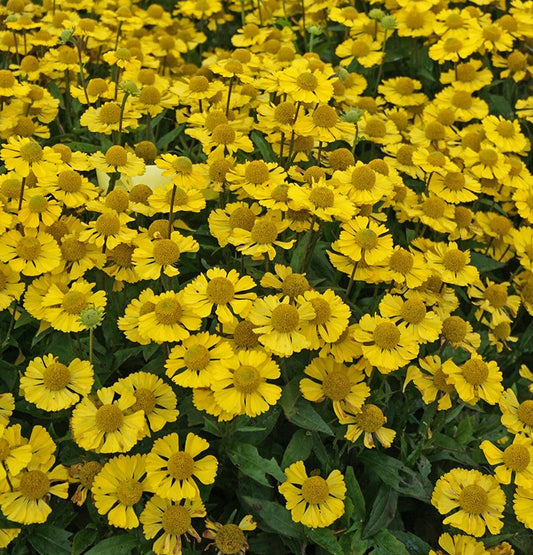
0 0 532 552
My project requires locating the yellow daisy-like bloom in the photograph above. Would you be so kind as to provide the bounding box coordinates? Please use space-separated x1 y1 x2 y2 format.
0 459 69 525
165 332 234 388
211 349 282 418
92 145 146 177
428 169 481 204
481 435 533 487
331 216 393 266
0 263 25 311
118 288 156 345
155 154 208 190
140 495 205 555
405 356 456 411
92 454 147 530
431 468 505 537
0 425 32 489
468 279 520 321
425 242 479 287
279 460 345 529
440 315 481 354
145 432 218 500
17 192 61 229
70 387 145 454
433 87 489 123
0 228 61 276
79 210 136 251
383 247 431 289
300 356 370 421
499 389 533 437
0 393 14 436
229 213 294 261
0 136 61 177
260 264 311 301
336 36 383 68
378 294 442 344
69 460 103 507
0 528 21 549
513 487 533 530
341 403 396 448
248 295 315 357
379 76 427 107
277 59 334 104
295 104 355 145
192 388 235 423
184 267 256 324
80 101 140 135
137 290 202 344
114 371 179 434
444 355 503 406
462 145 511 182
482 115 529 153
41 278 107 333
203 515 256 555
298 289 351 349
429 533 489 555
208 201 262 248
20 355 94 412
39 169 99 209
353 314 419 374
132 231 199 280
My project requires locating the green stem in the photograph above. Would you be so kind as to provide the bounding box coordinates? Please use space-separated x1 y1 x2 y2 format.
167 184 177 238
89 328 93 364
117 91 130 144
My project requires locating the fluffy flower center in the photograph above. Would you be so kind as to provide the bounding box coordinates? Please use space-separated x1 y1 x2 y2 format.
184 345 211 371
364 118 386 138
442 316 467 344
105 145 128 167
397 145 415 165
189 76 209 92
116 479 143 506
425 121 446 141
479 148 498 167
301 476 329 505
215 524 246 555
309 186 334 208
110 243 134 267
274 102 295 124
281 274 309 298
313 105 337 128
503 444 530 472
442 249 466 273
233 365 262 393
459 484 488 515
444 172 465 191
444 37 462 53
356 404 386 432
229 207 255 231
484 284 507 308
394 77 415 95
296 72 318 91
401 299 426 324
433 368 454 392
16 236 41 260
496 120 515 138
132 388 156 415
153 239 180 266
168 452 195 480
139 86 161 105
206 277 235 305
518 400 533 427
233 320 259 348
355 229 378 250
492 321 510 340
0 70 16 88
26 195 46 214
245 161 269 184
96 404 124 433
322 371 351 401
20 141 43 163
271 304 299 333
155 299 183 325
489 215 512 235
390 248 413 274
351 166 376 191
96 213 121 236
452 90 472 110
250 220 278 243
58 170 82 192
42 362 70 390
0 439 10 460
105 189 129 212
162 505 191 536
212 124 236 145
351 39 370 57
422 197 446 219
99 103 121 124
79 461 103 489
61 291 87 314
462 359 489 385
373 322 400 349
310 298 331 325
20 470 50 500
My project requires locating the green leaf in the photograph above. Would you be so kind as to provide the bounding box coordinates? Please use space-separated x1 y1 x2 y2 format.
241 496 302 539
284 398 333 436
157 125 185 151
306 528 343 555
281 429 313 468
470 252 504 273
362 486 397 539
27 525 71 555
84 535 138 555
72 527 98 555
339 530 371 555
345 466 366 525
485 94 514 119
250 130 275 162
228 443 285 487
392 531 432 554
372 530 410 555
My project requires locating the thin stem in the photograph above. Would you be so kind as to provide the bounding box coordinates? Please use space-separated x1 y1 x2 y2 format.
373 29 388 95
167 184 177 238
117 91 130 144
225 76 235 116
17 176 26 212
75 37 90 104
89 328 93 364
343 262 357 301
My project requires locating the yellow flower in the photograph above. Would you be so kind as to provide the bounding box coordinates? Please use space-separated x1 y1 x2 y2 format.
482 115 530 153
70 387 145 454
336 36 383 68
140 495 205 555
513 487 533 530
260 264 311 300
69 461 103 506
0 136 61 177
295 104 355 144
429 533 488 555
279 460 345 528
0 263 25 311
155 154 209 189
499 389 533 437
431 468 505 537
300 356 370 420
17 192 61 228
277 58 334 104
114 371 179 434
208 201 262 248
20 355 94 412
80 100 140 135
118 288 156 345
433 87 489 122
405 356 456 411
379 76 427 107
248 295 315 357
79 210 136 251
425 242 479 286
0 425 33 487
92 145 146 177
203 515 256 555
39 169 99 208
211 349 282 418
481 435 533 487
92 454 147 529
165 332 234 389
145 432 217 500
184 267 257 324
341 403 396 448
